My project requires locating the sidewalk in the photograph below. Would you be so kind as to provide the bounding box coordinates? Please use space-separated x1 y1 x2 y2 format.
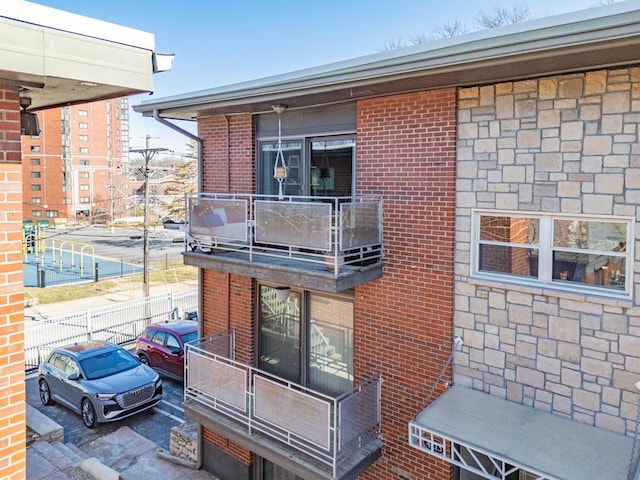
25 279 198 321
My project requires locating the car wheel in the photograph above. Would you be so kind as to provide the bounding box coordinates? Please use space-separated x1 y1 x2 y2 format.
39 379 54 406
138 353 151 367
81 398 97 429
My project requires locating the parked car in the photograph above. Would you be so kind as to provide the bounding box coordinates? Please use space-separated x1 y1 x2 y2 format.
135 321 198 381
38 341 162 429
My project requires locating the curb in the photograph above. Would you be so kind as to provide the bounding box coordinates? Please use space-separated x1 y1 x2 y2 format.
80 457 120 480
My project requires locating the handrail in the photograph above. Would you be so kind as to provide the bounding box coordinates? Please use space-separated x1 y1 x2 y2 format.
185 334 381 478
186 193 383 276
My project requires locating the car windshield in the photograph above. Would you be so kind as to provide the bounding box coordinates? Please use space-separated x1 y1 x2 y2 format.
181 331 198 345
79 348 140 380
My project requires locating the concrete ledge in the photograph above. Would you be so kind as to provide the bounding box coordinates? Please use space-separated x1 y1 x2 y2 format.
157 448 198 469
26 404 63 443
80 457 120 480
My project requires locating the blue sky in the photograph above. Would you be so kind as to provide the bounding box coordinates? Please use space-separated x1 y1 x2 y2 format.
33 0 604 154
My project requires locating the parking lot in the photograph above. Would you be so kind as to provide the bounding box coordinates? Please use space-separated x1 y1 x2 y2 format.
26 369 186 451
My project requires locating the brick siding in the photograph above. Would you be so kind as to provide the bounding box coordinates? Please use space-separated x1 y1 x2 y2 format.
0 85 27 480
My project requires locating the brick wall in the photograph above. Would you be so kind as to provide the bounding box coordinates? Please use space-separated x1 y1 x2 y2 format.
355 89 457 480
199 113 255 467
455 67 640 436
0 85 27 479
196 91 459 479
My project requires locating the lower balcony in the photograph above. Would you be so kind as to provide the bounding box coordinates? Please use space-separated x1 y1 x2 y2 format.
185 333 383 480
183 193 383 293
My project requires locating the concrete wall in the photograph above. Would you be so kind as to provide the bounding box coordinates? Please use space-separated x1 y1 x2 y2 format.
454 67 640 436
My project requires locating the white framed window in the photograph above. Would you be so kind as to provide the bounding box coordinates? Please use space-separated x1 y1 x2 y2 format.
32 197 42 204
80 197 90 203
32 210 41 217
78 110 88 116
79 122 88 129
472 210 633 298
46 210 59 218
79 147 89 154
79 135 88 141
79 172 89 179
79 185 89 191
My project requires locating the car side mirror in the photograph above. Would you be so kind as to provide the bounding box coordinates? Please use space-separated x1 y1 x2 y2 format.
68 372 79 381
169 346 183 356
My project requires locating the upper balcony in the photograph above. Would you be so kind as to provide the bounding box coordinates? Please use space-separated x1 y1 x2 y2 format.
185 333 383 480
183 193 383 293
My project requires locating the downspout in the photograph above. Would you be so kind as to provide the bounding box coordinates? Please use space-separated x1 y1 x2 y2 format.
224 115 232 333
152 109 205 470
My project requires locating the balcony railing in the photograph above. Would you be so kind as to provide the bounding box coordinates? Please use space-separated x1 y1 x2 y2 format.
185 193 383 277
185 333 382 479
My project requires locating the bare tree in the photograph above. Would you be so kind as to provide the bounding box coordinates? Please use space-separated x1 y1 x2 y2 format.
382 2 535 49
431 20 470 40
476 4 533 29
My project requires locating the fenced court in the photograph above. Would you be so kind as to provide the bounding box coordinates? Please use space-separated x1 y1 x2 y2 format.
22 235 143 287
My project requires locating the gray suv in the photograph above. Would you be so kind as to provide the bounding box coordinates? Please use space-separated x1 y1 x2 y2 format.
38 341 162 428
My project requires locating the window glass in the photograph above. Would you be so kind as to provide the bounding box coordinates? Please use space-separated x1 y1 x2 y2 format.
151 331 167 346
181 331 198 345
259 141 302 196
31 158 41 165
166 334 180 350
474 212 631 295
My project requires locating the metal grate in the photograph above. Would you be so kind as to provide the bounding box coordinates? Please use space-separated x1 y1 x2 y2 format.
116 383 155 408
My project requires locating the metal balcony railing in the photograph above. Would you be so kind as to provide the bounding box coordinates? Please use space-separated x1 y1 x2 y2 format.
185 333 382 479
185 193 383 276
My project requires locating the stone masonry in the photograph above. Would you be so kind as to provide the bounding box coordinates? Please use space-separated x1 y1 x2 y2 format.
454 67 640 436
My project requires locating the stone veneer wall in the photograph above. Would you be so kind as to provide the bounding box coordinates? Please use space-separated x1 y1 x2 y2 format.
454 67 640 436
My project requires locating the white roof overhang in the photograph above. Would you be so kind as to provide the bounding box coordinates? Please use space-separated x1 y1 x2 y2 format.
0 0 160 110
134 1 640 121
408 386 633 480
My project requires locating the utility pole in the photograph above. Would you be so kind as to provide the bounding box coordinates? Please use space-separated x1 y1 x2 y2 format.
129 135 168 297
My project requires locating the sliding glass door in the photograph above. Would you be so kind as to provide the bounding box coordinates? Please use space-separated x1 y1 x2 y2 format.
258 136 355 197
257 285 354 396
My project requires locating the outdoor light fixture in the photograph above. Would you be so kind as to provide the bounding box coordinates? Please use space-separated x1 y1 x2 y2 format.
274 286 290 302
272 104 288 199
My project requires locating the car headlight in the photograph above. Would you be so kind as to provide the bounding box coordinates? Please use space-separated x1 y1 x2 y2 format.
96 393 115 401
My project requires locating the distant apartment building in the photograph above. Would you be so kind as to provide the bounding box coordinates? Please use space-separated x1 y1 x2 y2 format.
21 98 130 224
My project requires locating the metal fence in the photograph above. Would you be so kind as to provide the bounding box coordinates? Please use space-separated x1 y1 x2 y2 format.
25 289 198 373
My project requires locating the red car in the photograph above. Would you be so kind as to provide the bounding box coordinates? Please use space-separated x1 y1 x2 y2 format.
135 321 198 381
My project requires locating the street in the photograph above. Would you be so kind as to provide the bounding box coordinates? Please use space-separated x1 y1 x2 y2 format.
26 370 187 451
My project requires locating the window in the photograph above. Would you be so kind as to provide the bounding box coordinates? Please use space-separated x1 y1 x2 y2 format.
31 172 41 178
31 158 41 165
79 172 90 179
30 145 40 152
46 210 58 218
80 184 89 191
31 185 41 191
63 198 72 205
32 210 41 217
32 197 41 204
78 109 88 116
79 147 89 154
473 211 632 296
258 137 355 198
80 160 89 166
80 197 90 203
79 122 88 129
79 135 88 141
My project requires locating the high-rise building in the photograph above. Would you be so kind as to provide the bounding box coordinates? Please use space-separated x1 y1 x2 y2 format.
21 98 130 225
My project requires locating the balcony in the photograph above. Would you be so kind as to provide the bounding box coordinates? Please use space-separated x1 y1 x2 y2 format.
183 193 383 293
185 333 383 480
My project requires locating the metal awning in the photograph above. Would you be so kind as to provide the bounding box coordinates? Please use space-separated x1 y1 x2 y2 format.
408 385 634 480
